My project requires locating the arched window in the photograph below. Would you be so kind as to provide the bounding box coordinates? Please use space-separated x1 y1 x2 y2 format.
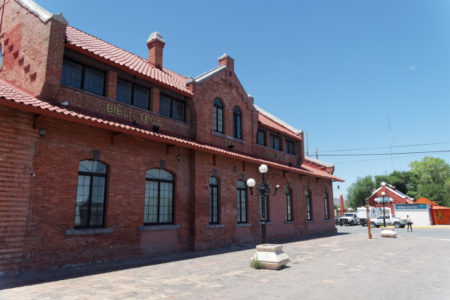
75 160 107 228
237 180 247 223
285 187 293 221
306 190 313 221
233 106 242 139
209 177 219 224
324 190 330 220
145 169 174 224
213 98 224 133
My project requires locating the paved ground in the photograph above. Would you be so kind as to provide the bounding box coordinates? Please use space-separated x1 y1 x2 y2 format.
1 226 449 300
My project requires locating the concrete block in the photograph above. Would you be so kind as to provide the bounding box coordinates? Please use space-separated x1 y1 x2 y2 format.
251 244 290 270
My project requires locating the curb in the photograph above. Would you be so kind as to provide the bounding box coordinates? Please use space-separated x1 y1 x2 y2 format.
375 225 450 229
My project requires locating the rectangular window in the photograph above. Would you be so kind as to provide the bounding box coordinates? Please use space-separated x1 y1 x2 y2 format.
285 189 293 221
145 180 174 224
159 94 186 121
159 95 171 117
61 58 105 96
257 129 266 146
209 177 219 224
270 134 281 151
237 181 247 223
62 59 82 89
116 79 132 105
306 190 313 221
145 169 174 225
285 140 296 155
116 78 151 110
324 192 330 220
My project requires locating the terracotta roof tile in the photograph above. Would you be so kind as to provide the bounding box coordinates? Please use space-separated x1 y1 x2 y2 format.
65 26 192 96
0 79 343 182
258 112 301 140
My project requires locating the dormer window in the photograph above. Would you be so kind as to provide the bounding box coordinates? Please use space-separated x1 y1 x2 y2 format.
270 134 281 151
61 58 105 96
159 94 185 121
285 140 295 155
116 78 151 110
213 98 224 133
233 106 242 139
257 129 266 146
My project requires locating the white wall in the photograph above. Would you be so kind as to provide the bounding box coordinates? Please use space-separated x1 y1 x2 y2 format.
394 204 432 226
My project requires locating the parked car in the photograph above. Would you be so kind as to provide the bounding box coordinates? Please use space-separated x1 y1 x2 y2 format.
338 213 359 226
370 215 406 228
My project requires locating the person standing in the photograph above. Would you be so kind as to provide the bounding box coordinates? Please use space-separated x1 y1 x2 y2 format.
406 215 413 232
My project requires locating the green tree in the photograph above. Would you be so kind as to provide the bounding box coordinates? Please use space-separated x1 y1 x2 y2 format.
409 157 450 206
375 171 416 197
347 176 375 209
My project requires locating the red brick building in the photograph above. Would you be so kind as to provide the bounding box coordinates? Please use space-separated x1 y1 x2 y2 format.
366 183 414 215
0 0 343 273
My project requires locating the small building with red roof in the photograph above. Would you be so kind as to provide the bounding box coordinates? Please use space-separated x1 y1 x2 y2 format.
366 183 414 215
414 198 450 225
0 0 343 273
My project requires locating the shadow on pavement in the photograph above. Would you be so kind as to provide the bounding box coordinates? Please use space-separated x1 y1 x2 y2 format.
0 231 340 290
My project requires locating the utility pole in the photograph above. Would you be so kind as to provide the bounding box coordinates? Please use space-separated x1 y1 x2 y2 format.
366 205 372 239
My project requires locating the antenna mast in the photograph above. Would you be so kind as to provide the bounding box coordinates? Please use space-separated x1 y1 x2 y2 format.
387 116 393 170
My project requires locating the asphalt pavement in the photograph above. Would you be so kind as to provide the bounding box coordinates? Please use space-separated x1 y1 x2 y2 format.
1 226 449 300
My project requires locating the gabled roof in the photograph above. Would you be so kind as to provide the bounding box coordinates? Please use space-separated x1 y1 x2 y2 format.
366 185 414 202
65 26 192 96
0 78 343 182
194 65 226 83
16 0 67 24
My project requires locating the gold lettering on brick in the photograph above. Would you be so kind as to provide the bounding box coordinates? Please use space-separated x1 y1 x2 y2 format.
105 103 162 127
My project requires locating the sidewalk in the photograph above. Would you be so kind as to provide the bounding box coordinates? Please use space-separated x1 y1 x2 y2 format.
1 230 449 300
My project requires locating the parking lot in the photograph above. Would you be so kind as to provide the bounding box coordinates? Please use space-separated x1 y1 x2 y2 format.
1 226 449 300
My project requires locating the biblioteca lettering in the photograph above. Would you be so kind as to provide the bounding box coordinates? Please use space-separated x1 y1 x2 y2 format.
106 103 161 127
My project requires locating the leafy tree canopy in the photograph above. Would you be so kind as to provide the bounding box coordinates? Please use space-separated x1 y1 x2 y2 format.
346 175 375 209
409 157 450 206
347 157 450 208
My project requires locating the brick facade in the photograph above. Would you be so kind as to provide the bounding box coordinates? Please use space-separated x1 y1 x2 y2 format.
0 0 342 273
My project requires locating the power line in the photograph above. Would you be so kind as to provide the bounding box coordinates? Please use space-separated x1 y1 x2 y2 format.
332 152 428 165
319 141 450 153
319 149 450 157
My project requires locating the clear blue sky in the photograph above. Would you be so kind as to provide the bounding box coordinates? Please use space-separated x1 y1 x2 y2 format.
35 0 450 200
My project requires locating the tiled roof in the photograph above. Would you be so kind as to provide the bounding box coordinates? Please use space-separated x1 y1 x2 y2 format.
0 79 343 182
65 26 192 96
255 105 301 135
303 156 335 173
257 111 301 140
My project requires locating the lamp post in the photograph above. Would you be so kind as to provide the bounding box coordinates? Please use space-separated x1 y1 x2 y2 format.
381 191 387 227
246 164 279 244
380 182 389 228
